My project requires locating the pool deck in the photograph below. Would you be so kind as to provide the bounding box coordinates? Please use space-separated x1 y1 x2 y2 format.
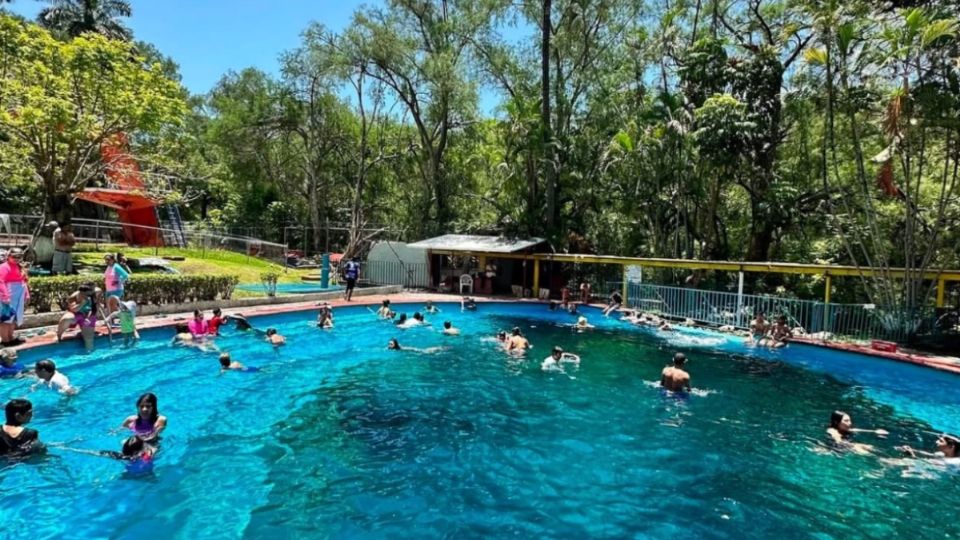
9 292 960 375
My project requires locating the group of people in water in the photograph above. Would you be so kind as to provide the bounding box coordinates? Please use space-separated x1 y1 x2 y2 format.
2 294 956 471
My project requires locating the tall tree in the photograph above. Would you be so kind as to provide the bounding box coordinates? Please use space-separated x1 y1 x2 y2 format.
0 15 186 222
37 0 132 40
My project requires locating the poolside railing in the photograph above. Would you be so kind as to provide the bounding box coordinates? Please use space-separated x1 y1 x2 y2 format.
621 282 931 343
362 260 429 289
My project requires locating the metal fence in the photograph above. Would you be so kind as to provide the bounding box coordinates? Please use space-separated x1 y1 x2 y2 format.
0 214 288 264
362 260 429 289
624 282 932 343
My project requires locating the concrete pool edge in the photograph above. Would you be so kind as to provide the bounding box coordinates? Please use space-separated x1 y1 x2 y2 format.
10 294 960 376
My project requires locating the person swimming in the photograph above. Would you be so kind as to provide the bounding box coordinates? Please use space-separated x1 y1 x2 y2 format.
376 300 394 318
0 348 26 378
898 433 960 459
442 321 460 335
575 316 594 329
461 296 477 311
424 300 440 314
33 359 77 395
317 307 334 329
121 393 167 443
388 338 402 350
826 410 888 455
219 352 257 373
386 338 444 354
660 353 691 393
541 346 580 371
265 328 286 346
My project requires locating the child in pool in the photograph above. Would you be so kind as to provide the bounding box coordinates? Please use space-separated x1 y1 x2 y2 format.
106 300 140 346
0 348 26 378
121 393 167 442
219 352 258 373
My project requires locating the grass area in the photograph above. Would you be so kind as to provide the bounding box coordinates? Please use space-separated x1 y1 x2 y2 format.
73 246 315 297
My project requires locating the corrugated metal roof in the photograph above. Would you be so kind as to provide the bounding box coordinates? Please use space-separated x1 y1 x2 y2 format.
407 234 547 253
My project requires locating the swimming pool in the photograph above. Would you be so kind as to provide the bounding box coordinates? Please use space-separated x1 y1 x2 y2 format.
3 302 959 538
235 282 345 295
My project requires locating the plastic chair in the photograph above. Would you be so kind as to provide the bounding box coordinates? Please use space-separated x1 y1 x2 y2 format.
459 274 473 294
538 288 550 300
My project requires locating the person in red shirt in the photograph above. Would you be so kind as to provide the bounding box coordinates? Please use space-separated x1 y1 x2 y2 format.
207 308 224 336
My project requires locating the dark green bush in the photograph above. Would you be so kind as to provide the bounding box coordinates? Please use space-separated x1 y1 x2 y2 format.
27 274 239 313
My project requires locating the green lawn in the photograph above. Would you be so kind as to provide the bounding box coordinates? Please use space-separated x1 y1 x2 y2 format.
74 246 314 296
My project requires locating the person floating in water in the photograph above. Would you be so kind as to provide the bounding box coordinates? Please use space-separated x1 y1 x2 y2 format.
121 393 167 443
424 300 440 314
826 410 888 455
442 321 460 335
1 398 44 457
386 338 444 354
208 308 225 336
575 316 594 330
898 433 960 459
660 353 691 393
541 346 580 371
265 328 286 346
33 359 77 395
376 300 394 319
0 348 26 378
101 435 155 462
461 296 477 311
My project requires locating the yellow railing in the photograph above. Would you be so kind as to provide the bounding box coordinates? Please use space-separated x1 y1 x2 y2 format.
426 250 960 308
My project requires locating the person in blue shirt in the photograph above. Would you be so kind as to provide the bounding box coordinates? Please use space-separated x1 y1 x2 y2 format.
342 257 361 301
0 348 26 378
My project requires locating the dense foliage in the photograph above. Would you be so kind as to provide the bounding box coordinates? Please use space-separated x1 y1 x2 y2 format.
27 274 239 313
1 0 959 317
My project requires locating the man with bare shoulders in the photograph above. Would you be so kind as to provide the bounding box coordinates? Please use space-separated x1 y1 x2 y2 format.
660 353 691 393
52 222 76 275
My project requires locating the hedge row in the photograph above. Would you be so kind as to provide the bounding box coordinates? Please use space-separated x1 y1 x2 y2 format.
27 274 239 313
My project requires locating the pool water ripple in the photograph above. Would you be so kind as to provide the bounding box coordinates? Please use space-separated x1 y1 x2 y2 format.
2 302 960 538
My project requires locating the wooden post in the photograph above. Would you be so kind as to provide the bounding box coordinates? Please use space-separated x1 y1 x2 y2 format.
532 258 540 298
937 278 946 308
823 274 832 331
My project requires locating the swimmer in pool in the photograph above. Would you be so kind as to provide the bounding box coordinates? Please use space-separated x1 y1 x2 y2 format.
395 313 408 327
411 312 427 326
377 300 395 319
898 434 960 459
121 393 167 443
0 348 26 378
507 327 531 352
660 353 691 393
541 346 580 371
495 330 509 348
265 328 286 346
317 307 334 329
33 359 77 395
424 300 440 314
442 321 460 336
461 296 477 311
1 399 45 457
101 435 155 461
826 410 888 455
575 316 594 330
172 323 194 345
388 338 402 350
219 352 249 372
386 338 444 354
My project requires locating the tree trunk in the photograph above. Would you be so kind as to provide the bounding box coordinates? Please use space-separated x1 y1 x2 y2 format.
541 0 554 236
308 172 321 254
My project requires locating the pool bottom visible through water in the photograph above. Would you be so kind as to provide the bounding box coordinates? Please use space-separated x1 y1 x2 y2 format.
2 302 960 539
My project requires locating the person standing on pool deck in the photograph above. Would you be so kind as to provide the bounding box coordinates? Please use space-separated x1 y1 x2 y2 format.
1 399 45 457
579 280 591 304
121 393 167 442
103 253 130 319
660 353 691 393
52 222 76 275
0 248 30 347
343 256 361 301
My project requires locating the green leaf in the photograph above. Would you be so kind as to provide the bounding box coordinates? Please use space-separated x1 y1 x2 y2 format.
612 130 634 152
804 48 828 66
921 19 958 48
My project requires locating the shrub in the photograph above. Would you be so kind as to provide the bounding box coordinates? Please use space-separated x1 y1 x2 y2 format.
27 274 239 313
260 271 280 297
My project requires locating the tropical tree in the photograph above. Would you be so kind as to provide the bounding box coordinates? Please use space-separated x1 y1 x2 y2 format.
0 15 186 222
37 0 132 40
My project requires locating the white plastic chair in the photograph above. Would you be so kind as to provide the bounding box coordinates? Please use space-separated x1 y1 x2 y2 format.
459 274 473 294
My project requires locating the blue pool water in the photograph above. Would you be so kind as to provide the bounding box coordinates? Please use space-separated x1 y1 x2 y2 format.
2 302 960 538
236 282 345 295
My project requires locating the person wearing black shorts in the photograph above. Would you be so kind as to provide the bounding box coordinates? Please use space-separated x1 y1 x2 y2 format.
343 257 361 301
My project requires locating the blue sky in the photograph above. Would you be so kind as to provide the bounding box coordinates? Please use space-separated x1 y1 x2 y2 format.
6 0 375 95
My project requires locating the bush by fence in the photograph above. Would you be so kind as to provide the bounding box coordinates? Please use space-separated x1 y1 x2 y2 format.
27 275 239 313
